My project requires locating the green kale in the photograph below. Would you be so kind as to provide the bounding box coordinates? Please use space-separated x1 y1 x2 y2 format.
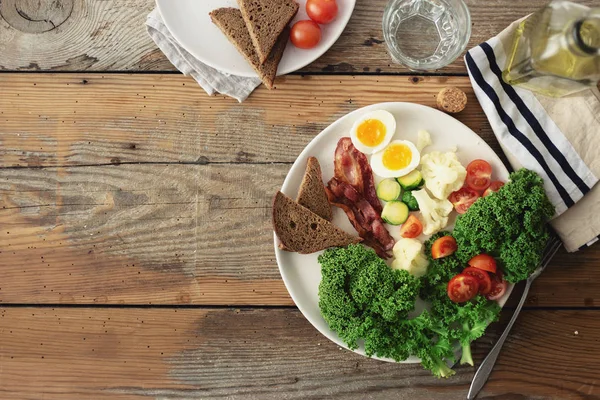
453 169 555 283
421 234 501 367
420 232 461 302
318 244 421 360
319 243 490 378
401 190 420 211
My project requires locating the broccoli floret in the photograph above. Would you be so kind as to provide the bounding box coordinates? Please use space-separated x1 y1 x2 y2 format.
401 190 420 211
453 169 555 283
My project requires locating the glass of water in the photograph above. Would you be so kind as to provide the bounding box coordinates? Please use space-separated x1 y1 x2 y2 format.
382 0 471 71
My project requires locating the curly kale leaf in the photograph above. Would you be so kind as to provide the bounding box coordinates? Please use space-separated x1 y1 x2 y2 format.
318 244 421 354
453 169 555 283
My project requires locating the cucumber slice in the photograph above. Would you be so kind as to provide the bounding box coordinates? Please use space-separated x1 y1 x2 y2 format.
381 201 409 225
376 179 401 202
396 170 423 190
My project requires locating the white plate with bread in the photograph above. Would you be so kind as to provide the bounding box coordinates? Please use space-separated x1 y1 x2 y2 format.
156 0 356 87
273 102 510 362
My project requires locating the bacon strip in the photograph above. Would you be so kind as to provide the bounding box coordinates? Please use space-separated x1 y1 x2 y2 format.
334 138 382 214
327 177 394 259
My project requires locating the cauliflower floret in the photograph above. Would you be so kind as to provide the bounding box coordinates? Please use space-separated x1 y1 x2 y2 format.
412 189 453 235
391 238 430 277
417 130 432 152
420 151 466 200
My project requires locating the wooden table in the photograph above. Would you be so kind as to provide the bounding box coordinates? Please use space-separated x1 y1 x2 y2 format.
1 0 599 398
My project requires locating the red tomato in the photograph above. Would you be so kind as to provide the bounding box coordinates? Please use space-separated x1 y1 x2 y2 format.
306 0 338 24
449 187 480 214
468 254 497 274
290 20 322 49
486 272 507 301
483 181 505 197
431 236 457 259
447 274 479 303
399 215 423 238
462 267 492 295
466 159 492 192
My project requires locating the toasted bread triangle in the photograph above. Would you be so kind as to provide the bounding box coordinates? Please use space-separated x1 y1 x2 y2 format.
296 157 332 221
237 0 298 64
273 191 361 254
210 8 288 89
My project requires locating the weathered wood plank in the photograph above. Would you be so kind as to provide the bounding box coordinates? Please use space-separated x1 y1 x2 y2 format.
0 161 599 306
0 307 598 399
0 163 291 305
0 73 494 167
1 0 597 73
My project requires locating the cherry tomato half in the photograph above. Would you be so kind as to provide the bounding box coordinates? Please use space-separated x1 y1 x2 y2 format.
486 272 507 301
447 274 479 303
483 181 505 197
431 236 457 259
449 187 480 214
290 20 322 49
399 215 423 238
306 0 338 24
462 267 492 295
466 159 492 192
468 254 497 274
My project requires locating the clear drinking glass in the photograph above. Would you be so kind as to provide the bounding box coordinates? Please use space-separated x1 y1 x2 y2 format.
382 0 471 71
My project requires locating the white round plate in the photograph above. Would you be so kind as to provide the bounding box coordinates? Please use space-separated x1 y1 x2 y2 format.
156 0 356 77
275 102 513 363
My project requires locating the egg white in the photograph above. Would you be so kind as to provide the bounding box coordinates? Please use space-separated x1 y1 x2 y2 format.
370 140 421 178
349 110 396 155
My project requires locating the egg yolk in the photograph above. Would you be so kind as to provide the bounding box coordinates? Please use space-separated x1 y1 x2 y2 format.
356 119 386 147
382 143 412 170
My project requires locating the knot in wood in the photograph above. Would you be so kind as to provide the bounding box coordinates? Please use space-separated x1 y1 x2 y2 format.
0 0 74 33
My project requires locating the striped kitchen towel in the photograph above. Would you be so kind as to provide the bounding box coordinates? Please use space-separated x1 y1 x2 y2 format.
465 19 600 252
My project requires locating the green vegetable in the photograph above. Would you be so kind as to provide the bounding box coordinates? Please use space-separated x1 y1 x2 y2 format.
421 232 501 368
381 201 409 225
401 190 420 211
318 243 498 378
453 169 555 283
317 169 551 377
396 170 423 190
318 244 421 359
376 178 401 202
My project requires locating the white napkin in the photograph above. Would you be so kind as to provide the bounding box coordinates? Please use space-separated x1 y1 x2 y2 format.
145 8 261 102
465 19 600 252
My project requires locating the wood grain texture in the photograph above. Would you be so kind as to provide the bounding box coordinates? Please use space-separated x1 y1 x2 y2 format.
0 73 492 167
1 307 599 400
1 73 599 306
0 163 290 305
0 161 599 307
1 0 598 73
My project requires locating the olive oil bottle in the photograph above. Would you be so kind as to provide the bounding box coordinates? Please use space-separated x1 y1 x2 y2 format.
503 1 600 97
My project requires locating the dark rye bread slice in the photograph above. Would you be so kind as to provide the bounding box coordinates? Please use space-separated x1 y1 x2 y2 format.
237 0 299 64
273 191 361 254
296 157 332 221
210 8 288 89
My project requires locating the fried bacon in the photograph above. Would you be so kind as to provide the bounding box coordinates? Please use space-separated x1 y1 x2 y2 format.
326 148 395 259
333 137 382 214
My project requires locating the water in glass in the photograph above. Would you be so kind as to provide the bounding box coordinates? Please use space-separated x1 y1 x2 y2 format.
383 0 471 71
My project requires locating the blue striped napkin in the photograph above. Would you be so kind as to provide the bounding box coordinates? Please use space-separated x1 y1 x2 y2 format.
465 19 600 252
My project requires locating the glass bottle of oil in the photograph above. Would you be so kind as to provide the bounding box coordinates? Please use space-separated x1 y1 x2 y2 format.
503 1 600 97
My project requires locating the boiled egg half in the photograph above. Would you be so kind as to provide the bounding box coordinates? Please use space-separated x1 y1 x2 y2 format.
349 110 396 154
371 140 420 178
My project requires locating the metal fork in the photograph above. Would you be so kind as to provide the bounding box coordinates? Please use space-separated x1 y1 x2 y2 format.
467 234 563 400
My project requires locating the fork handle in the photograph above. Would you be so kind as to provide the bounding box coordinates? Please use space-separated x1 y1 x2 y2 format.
467 279 533 400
